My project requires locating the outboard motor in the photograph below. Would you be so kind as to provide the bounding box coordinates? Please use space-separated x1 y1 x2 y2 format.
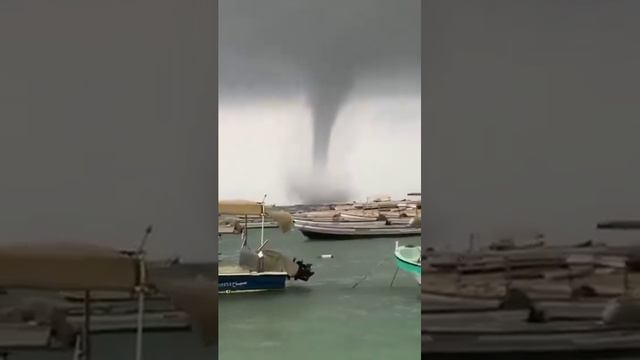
292 258 314 281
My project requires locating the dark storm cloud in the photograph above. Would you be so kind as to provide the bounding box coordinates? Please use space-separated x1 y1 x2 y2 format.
220 0 420 168
422 0 640 248
219 0 420 203
0 1 217 261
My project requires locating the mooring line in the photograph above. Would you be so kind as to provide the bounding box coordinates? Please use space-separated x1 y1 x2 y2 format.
351 258 387 289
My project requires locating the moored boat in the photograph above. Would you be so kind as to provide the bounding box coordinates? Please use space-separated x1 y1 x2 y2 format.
395 242 422 284
218 199 314 294
295 223 421 240
293 219 387 228
422 299 640 359
218 265 288 293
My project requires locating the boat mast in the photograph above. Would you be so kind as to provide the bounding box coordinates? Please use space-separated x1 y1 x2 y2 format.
244 214 249 246
260 194 266 247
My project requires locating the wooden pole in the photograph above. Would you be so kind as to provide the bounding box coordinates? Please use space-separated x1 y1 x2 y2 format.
135 257 146 360
82 290 91 360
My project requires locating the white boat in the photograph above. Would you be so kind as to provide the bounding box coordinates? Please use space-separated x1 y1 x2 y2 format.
293 219 388 228
294 222 421 240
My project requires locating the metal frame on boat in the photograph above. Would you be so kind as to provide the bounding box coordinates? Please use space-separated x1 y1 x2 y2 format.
218 199 314 294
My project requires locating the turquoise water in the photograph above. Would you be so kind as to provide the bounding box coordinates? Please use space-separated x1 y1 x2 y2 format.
218 228 421 360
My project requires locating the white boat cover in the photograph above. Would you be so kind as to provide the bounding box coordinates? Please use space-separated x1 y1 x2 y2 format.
0 243 137 291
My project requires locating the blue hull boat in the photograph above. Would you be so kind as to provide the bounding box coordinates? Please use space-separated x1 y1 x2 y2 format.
218 199 314 294
218 268 288 293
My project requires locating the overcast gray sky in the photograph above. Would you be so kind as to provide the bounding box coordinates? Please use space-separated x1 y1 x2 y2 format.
423 0 640 249
0 1 217 261
219 0 421 205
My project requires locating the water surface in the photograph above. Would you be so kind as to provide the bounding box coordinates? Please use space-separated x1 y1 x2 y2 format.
219 228 420 360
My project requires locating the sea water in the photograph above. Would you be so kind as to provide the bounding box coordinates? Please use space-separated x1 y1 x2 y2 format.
218 228 421 360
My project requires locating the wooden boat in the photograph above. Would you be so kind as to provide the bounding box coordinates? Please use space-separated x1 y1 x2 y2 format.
293 213 378 223
295 223 421 240
422 306 640 358
395 242 421 284
293 219 387 228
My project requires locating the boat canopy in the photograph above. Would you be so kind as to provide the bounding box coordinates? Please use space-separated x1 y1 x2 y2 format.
219 200 264 215
219 200 293 232
0 243 138 291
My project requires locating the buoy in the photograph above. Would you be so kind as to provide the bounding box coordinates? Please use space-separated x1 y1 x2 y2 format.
320 254 334 259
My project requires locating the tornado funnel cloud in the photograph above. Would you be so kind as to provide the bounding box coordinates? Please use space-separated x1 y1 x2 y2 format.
307 68 353 170
293 67 354 204
309 93 344 170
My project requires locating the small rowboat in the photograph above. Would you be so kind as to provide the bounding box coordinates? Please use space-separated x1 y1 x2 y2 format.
394 242 421 284
295 223 421 240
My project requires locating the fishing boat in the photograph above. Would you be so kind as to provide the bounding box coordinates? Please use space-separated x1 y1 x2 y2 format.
294 218 421 240
218 265 289 292
218 199 314 294
394 242 422 284
293 219 387 228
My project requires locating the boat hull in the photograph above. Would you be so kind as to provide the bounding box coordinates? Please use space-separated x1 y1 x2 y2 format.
395 256 421 284
218 272 287 293
299 228 421 240
294 219 387 228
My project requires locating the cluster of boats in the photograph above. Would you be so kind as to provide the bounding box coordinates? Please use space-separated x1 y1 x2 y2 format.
421 220 640 358
292 197 421 240
218 194 423 294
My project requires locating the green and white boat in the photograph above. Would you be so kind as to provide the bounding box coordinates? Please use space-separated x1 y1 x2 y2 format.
394 241 421 284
